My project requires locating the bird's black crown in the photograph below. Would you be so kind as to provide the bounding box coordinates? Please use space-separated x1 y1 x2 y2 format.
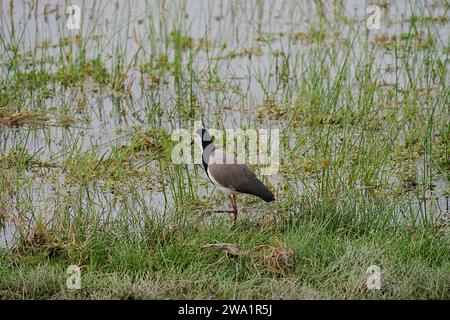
195 128 213 149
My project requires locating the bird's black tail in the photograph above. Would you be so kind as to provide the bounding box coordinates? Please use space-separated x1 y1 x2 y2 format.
236 178 275 202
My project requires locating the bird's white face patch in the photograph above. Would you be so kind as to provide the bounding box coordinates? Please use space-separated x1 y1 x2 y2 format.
193 131 203 150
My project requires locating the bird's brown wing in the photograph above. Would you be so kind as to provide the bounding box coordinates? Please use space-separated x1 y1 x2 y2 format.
208 150 275 202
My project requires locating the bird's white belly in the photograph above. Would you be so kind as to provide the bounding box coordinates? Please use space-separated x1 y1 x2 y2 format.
207 167 238 195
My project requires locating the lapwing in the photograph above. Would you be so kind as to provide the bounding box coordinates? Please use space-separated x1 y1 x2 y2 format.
192 128 275 222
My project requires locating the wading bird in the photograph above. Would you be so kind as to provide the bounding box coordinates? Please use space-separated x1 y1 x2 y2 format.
192 128 275 222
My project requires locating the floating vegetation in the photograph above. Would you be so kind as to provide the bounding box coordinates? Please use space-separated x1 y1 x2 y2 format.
0 112 48 128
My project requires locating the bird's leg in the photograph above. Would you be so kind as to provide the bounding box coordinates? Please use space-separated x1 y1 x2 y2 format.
231 194 238 223
212 196 238 224
211 196 235 214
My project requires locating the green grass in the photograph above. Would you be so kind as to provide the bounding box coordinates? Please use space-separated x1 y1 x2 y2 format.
0 0 449 299
0 198 448 299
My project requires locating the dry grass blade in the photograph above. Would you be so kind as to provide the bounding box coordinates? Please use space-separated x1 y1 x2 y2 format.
248 242 295 273
269 242 295 270
201 243 240 257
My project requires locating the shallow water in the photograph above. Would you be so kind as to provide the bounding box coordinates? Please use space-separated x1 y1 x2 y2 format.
1 0 449 246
